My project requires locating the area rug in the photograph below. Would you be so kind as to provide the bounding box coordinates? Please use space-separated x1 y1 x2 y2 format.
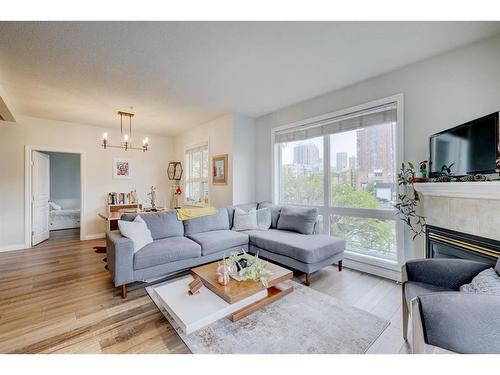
146 279 389 354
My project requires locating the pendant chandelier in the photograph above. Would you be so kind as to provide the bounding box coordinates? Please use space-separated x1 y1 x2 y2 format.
101 111 149 152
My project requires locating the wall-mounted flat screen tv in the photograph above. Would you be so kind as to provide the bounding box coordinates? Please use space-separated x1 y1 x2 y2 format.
429 112 499 177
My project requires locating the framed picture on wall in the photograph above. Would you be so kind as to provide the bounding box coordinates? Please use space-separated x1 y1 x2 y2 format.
212 154 228 185
113 158 132 179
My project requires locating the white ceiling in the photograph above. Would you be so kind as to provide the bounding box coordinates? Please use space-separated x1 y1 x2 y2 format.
1 22 500 136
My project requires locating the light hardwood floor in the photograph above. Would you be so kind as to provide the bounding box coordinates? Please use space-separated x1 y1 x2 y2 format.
0 234 410 354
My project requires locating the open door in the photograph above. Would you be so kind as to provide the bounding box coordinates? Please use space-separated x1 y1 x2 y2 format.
32 151 50 246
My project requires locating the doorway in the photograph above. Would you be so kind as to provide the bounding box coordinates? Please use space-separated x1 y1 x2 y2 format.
25 146 86 247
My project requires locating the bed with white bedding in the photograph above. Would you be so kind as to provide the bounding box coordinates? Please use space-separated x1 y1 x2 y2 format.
49 201 80 230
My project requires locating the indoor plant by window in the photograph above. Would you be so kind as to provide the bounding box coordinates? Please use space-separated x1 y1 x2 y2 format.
395 162 426 239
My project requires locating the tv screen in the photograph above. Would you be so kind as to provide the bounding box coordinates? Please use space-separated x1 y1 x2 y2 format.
429 112 499 177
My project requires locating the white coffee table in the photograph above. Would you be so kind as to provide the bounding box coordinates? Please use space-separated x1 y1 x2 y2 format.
153 275 267 334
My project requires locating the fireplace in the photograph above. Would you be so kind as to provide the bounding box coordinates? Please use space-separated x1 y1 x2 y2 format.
426 225 500 266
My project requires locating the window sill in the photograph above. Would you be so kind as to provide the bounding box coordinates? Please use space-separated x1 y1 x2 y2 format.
343 251 401 281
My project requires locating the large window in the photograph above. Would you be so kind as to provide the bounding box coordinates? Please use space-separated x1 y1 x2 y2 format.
274 98 401 265
185 142 209 206
279 137 324 206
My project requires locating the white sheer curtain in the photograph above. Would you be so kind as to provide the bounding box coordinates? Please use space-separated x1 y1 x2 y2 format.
185 142 209 205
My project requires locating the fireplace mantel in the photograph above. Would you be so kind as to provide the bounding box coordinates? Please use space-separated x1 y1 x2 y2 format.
413 181 500 200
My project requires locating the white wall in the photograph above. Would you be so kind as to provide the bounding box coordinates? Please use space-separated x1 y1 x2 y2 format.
174 113 256 207
43 151 81 207
232 113 256 205
174 114 234 207
0 116 174 249
254 33 500 260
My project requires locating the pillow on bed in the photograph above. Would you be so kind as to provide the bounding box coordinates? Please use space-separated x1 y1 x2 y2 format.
49 201 62 211
118 215 153 253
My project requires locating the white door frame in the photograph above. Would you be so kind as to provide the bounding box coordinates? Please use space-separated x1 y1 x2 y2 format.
24 145 86 248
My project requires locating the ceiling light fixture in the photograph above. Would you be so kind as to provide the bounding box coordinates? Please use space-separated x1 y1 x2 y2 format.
102 110 149 152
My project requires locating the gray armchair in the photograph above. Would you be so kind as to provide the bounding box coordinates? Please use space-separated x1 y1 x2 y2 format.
402 258 500 354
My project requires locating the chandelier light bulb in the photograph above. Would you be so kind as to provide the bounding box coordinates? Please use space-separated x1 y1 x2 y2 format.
102 132 108 140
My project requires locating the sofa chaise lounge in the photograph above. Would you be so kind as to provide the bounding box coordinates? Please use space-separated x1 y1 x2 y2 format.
106 202 345 298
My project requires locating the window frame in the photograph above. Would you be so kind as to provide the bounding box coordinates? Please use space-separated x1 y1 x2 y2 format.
271 94 405 273
184 139 210 207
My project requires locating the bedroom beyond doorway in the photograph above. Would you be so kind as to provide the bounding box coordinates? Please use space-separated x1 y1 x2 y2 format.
33 151 81 245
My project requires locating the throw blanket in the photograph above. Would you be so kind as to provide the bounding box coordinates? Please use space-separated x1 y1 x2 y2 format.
176 206 217 221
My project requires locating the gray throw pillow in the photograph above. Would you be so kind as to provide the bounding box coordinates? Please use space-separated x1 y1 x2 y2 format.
495 258 500 276
277 206 318 235
460 268 500 295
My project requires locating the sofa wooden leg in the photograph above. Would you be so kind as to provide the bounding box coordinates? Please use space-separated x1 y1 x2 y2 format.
338 260 343 272
305 273 311 286
121 284 128 299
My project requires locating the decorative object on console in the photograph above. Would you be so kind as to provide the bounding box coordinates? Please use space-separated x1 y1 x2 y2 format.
395 162 426 239
420 160 428 177
170 186 182 209
436 175 452 182
127 189 137 204
147 186 157 209
212 154 228 185
440 162 455 177
113 158 132 179
459 175 476 182
101 110 149 152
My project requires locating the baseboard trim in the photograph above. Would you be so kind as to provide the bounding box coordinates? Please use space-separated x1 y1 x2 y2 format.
85 233 105 240
343 258 401 282
0 243 27 252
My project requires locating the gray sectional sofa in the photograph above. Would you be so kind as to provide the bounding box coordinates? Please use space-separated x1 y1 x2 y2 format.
106 202 345 298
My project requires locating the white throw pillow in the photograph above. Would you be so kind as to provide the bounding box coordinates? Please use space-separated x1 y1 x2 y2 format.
232 207 259 231
118 215 154 253
256 207 271 230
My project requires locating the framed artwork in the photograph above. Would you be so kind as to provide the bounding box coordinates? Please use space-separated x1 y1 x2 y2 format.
113 158 131 179
212 154 228 185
